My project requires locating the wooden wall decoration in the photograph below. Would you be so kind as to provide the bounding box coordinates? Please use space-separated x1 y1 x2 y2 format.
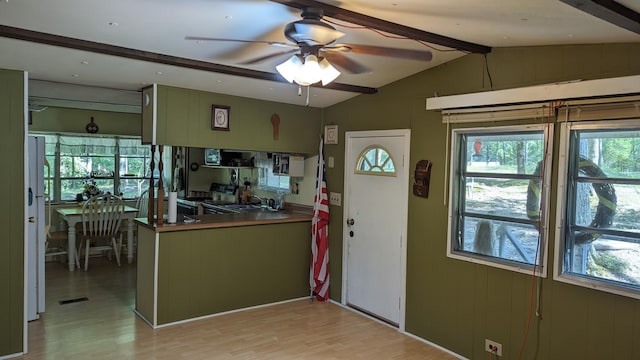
413 160 432 198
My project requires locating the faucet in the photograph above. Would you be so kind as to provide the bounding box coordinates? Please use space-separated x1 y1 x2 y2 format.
251 195 268 206
275 192 285 210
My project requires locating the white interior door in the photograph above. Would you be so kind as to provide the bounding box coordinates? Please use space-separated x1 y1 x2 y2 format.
343 130 409 328
27 136 46 321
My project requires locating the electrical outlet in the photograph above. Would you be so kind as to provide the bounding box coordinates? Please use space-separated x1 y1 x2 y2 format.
485 339 502 357
329 192 341 206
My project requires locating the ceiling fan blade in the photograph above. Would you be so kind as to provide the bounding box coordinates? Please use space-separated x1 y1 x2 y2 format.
185 36 293 48
331 43 432 61
270 0 491 54
322 51 370 74
239 48 299 65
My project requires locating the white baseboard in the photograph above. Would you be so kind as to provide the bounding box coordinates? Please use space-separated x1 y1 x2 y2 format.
0 351 24 360
403 331 468 360
149 296 310 329
329 300 467 360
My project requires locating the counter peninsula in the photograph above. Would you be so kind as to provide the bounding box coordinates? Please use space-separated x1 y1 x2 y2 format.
135 206 313 327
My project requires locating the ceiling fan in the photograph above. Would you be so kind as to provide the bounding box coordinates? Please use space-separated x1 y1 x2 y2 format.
186 7 434 86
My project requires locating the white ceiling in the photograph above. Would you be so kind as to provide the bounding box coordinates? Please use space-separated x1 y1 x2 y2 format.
1 0 639 110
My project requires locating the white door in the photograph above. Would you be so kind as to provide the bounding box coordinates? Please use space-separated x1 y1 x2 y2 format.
343 130 409 328
27 136 46 321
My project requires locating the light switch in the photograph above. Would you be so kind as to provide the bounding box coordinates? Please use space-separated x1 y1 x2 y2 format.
327 156 334 168
329 192 341 206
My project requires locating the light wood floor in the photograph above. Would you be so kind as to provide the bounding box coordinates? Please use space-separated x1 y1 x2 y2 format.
20 258 457 359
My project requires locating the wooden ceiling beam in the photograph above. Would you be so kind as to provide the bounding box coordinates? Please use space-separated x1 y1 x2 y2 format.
560 0 640 34
0 25 377 95
270 0 491 54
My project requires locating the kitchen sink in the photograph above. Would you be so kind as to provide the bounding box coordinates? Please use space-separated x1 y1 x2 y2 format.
225 204 278 212
223 204 262 210
201 202 276 214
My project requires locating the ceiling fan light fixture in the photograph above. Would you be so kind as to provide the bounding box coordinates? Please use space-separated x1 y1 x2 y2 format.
276 54 341 87
318 57 340 86
297 54 322 85
276 55 303 83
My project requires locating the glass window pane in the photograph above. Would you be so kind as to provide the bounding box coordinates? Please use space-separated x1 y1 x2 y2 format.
378 149 389 164
571 182 640 233
564 234 640 287
561 122 640 295
464 177 535 221
259 167 290 191
356 146 396 175
61 179 86 201
34 134 154 201
466 133 545 175
92 178 115 195
458 216 541 266
450 125 550 273
577 130 640 180
365 149 376 164
120 178 150 199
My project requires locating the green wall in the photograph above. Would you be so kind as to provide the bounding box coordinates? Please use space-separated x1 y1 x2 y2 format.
0 69 25 356
323 44 640 359
30 107 141 136
6 43 640 358
153 85 322 154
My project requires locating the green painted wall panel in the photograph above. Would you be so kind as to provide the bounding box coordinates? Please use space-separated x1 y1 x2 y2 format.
29 107 141 136
323 44 640 359
164 87 192 145
154 85 322 153
156 222 310 325
0 69 25 356
585 291 616 359
135 226 156 323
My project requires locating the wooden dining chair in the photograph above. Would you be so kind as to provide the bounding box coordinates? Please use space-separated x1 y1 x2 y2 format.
136 189 150 218
78 193 125 271
125 188 150 256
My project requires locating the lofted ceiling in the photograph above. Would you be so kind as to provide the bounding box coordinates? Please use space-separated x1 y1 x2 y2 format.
1 0 639 110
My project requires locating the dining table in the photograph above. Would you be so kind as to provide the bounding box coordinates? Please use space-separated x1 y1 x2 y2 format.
56 205 138 271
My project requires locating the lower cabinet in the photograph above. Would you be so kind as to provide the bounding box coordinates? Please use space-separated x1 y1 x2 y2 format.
136 222 311 327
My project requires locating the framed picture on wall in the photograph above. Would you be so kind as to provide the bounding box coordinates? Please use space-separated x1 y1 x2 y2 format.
324 125 338 144
211 105 230 131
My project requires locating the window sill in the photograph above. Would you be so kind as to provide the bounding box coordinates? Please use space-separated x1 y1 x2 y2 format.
447 251 547 278
553 272 640 300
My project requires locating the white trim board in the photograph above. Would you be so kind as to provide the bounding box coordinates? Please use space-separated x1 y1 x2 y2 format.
148 297 309 329
329 300 466 360
426 75 640 110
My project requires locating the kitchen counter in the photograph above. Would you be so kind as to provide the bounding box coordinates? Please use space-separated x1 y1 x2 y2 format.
135 204 312 232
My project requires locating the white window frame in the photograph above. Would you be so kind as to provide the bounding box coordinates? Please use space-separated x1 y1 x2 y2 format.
258 166 291 192
554 119 640 299
36 133 165 201
447 123 554 276
355 145 397 176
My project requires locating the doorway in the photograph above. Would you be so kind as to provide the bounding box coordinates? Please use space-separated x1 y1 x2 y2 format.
341 129 410 330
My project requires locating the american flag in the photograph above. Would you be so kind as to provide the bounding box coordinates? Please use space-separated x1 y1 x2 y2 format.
310 139 330 301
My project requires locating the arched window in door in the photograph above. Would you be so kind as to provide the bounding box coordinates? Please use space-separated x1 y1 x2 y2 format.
355 145 396 176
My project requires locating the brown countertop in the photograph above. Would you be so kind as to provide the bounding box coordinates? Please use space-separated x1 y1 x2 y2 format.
135 204 313 233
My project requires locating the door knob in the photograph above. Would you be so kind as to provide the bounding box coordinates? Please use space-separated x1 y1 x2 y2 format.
28 217 36 223
346 218 355 226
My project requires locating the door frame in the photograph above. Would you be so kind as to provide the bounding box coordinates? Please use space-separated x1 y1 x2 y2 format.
23 71 30 354
341 129 410 331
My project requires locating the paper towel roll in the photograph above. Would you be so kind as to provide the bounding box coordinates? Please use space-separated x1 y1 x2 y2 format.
168 192 177 223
